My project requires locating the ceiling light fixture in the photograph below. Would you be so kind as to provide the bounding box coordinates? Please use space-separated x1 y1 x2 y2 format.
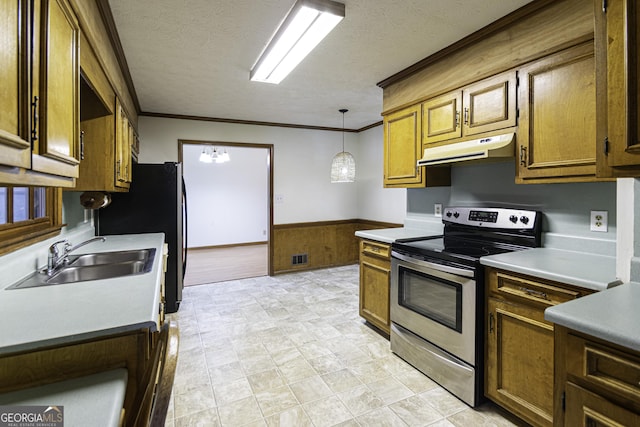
199 146 231 164
330 108 355 183
250 0 345 84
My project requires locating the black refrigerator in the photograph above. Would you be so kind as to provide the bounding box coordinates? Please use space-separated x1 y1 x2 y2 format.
97 162 187 313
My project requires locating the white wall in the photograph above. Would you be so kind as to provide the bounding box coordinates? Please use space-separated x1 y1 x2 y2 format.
138 116 405 226
182 144 269 247
356 126 406 223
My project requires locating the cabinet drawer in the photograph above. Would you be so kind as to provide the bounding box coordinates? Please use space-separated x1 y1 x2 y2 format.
361 240 390 259
491 271 581 307
567 334 640 403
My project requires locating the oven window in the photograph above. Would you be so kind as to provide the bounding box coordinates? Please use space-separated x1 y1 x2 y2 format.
398 266 463 332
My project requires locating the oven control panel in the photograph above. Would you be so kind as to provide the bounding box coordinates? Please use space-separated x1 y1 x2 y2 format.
444 207 538 229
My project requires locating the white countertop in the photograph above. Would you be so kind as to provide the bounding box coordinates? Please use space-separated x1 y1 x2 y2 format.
0 368 128 427
355 227 440 244
480 247 621 291
545 282 640 352
0 233 165 356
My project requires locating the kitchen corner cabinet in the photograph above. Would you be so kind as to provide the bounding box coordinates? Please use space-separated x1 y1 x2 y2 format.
423 70 517 145
383 105 451 188
359 239 391 335
485 268 593 427
595 0 640 176
554 326 640 426
516 42 597 183
0 0 80 187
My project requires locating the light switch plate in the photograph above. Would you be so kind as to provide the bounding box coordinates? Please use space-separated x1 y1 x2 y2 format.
590 210 608 232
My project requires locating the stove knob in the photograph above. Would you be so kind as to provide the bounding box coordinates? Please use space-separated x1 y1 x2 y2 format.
509 215 518 223
446 211 452 218
453 211 460 218
520 216 530 224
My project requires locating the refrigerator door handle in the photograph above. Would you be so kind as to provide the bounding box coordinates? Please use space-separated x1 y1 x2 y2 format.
182 177 188 280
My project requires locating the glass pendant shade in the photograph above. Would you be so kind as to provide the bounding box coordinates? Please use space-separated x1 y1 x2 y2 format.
331 108 355 183
331 151 355 182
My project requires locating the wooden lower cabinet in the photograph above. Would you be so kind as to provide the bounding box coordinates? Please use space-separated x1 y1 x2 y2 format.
358 239 391 335
555 326 640 426
485 268 593 427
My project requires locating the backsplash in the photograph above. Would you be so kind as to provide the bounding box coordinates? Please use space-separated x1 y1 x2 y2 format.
407 161 617 255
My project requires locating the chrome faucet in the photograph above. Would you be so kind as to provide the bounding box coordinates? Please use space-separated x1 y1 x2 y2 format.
46 236 106 276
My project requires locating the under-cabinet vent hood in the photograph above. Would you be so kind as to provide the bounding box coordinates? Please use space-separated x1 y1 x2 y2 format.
417 133 515 166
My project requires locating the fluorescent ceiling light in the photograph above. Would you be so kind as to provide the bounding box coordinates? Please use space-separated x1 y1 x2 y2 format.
251 0 345 84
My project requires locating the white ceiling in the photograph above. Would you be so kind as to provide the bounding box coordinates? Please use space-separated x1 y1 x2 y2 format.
108 0 533 130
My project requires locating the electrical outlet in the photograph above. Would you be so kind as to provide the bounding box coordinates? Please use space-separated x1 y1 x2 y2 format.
275 194 284 204
434 203 443 217
590 210 608 232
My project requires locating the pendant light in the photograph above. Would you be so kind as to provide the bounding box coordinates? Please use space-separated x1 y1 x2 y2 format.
330 108 355 183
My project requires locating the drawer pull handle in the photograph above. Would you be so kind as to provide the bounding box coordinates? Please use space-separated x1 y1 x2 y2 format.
519 286 549 300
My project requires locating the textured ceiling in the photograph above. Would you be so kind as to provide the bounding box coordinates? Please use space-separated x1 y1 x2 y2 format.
108 0 533 130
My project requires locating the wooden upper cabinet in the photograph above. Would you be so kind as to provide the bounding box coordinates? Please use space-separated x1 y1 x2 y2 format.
0 0 79 186
31 0 80 179
596 0 640 174
422 71 517 146
516 42 597 183
462 71 517 137
383 105 451 188
115 98 132 188
384 105 424 187
422 91 462 144
0 0 31 169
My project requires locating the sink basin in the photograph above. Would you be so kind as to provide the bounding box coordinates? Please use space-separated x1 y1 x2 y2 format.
6 248 156 289
68 248 155 266
46 261 150 285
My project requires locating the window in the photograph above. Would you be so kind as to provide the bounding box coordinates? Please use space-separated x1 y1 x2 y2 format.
0 186 62 255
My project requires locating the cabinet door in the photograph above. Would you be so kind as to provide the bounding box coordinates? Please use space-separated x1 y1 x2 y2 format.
359 253 390 334
597 0 640 170
462 71 517 137
516 42 597 183
422 91 462 144
114 98 131 189
383 105 423 187
565 382 640 426
486 297 554 427
0 0 31 168
31 0 80 179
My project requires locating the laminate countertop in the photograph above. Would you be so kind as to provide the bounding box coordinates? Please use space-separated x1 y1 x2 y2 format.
480 247 621 292
355 227 440 244
545 281 640 352
0 233 165 356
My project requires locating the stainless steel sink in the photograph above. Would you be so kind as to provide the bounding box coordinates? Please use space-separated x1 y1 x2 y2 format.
6 248 156 289
46 261 150 285
68 248 155 266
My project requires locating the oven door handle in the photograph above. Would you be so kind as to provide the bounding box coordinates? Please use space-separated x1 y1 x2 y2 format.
392 251 475 279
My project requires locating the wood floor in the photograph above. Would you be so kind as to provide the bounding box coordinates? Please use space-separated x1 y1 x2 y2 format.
183 244 268 286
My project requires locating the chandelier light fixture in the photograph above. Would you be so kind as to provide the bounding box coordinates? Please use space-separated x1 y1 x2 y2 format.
250 0 345 84
199 146 231 164
330 108 355 183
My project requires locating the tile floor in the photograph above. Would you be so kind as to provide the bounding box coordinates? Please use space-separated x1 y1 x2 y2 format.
165 265 526 427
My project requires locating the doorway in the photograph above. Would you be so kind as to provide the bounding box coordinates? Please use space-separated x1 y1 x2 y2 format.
179 140 273 285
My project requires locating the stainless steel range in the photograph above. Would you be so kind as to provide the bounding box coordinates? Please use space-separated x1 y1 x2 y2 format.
390 207 542 407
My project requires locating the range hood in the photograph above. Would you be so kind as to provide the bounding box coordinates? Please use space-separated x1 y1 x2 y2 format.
417 133 515 166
